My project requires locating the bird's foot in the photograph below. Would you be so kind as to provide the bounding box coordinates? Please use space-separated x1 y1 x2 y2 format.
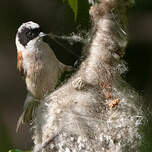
72 77 85 90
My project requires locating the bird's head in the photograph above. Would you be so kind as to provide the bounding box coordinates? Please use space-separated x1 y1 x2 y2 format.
16 21 45 51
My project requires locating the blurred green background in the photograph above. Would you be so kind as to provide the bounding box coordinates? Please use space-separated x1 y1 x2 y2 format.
0 0 152 151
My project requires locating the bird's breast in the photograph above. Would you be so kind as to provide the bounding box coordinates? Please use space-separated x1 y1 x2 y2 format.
24 54 58 98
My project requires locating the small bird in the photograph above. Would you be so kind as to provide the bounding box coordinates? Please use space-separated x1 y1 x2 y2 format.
15 21 83 131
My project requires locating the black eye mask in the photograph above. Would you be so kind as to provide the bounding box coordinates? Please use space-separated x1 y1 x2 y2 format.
18 27 41 47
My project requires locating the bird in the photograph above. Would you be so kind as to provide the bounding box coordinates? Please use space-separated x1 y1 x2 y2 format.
15 21 83 131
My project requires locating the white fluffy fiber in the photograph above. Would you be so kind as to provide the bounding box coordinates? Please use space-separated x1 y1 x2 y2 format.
32 0 145 151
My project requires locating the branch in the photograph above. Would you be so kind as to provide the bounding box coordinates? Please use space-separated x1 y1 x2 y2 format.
32 0 144 152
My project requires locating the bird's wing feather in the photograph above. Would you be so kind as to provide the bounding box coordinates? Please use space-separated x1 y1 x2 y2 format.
42 34 83 66
17 51 25 77
16 97 39 132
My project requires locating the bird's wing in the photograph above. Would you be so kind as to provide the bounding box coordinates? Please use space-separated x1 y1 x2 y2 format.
17 51 25 77
42 34 84 66
16 96 39 132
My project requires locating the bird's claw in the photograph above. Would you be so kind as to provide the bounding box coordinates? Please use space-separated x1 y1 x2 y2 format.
72 77 85 90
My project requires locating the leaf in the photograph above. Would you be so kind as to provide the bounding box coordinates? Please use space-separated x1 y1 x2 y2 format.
8 149 31 152
67 0 78 20
76 0 90 29
8 150 23 152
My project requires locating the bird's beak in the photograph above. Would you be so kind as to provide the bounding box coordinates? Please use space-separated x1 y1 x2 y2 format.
39 32 46 37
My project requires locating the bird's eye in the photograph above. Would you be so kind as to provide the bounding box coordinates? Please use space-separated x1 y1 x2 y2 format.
27 30 33 36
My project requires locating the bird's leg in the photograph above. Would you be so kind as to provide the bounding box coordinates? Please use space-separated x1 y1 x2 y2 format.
16 94 40 132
